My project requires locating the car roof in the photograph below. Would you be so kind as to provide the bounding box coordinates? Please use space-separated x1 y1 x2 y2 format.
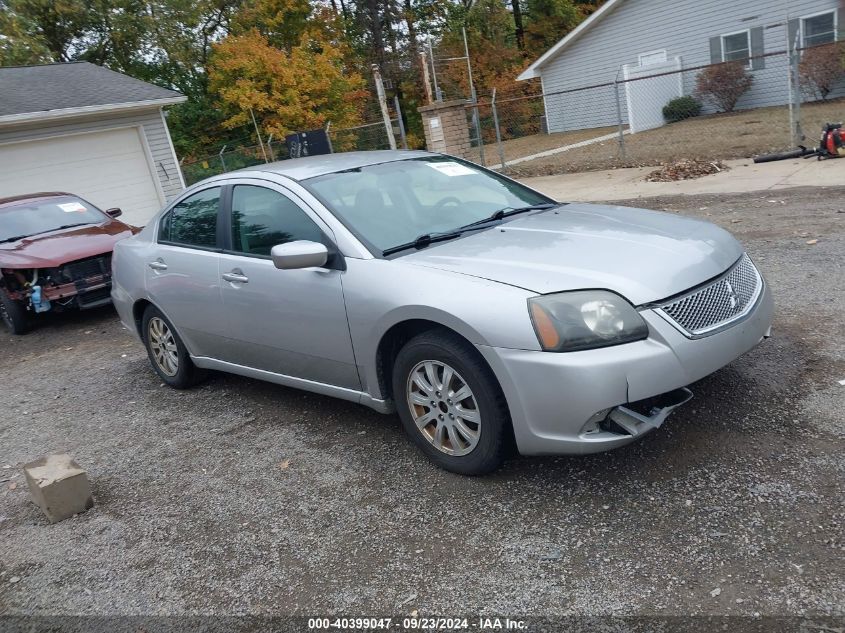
0 192 74 209
231 150 437 182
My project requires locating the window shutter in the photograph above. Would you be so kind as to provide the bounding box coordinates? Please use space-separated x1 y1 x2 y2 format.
750 26 765 69
836 9 842 42
709 36 722 63
787 18 799 51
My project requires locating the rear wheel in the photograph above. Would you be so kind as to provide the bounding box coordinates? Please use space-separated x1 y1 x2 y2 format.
141 305 206 388
0 291 31 335
392 330 510 475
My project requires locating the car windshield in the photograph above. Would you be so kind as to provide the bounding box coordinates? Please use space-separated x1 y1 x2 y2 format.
0 196 106 243
303 157 554 254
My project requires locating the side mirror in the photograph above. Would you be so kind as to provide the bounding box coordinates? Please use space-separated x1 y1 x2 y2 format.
105 207 123 218
271 240 329 270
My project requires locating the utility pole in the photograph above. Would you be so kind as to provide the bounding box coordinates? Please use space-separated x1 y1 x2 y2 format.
372 64 397 150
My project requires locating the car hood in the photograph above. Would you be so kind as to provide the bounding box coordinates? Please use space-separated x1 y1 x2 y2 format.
402 203 744 305
0 220 136 269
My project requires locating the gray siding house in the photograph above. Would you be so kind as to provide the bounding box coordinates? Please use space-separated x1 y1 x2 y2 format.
0 62 186 226
517 0 843 134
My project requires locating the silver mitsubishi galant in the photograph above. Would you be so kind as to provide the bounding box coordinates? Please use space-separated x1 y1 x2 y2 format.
112 151 773 474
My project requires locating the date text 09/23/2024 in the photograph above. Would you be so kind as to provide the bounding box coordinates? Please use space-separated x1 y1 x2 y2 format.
307 617 528 630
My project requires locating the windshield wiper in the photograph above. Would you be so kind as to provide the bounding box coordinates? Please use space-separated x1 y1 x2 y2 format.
383 231 464 256
381 203 561 257
52 223 92 231
0 223 94 244
460 203 560 230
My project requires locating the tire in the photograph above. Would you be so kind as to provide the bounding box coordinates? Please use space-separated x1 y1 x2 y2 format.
141 305 207 389
0 291 31 335
392 329 510 475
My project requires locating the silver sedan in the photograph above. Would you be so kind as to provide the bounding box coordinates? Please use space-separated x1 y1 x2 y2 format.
112 150 773 474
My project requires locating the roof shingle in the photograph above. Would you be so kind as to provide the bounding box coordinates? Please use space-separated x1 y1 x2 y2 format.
0 61 184 118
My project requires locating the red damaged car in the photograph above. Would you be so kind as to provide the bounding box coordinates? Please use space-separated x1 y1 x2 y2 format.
0 192 139 334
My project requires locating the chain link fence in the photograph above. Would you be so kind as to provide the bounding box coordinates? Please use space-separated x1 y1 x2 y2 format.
464 43 844 176
180 76 408 186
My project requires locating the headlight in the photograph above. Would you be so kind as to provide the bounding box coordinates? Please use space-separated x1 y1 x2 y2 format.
528 290 648 352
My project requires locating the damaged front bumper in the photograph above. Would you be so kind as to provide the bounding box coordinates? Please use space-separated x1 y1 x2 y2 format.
476 281 773 456
2 254 113 313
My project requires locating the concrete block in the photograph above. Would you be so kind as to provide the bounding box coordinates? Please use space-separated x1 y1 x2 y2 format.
23 454 93 523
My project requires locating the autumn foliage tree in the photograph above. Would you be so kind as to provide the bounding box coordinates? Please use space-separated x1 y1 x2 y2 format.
208 27 368 140
799 42 845 101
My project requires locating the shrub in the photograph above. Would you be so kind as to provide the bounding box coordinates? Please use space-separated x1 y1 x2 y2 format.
695 61 753 112
799 42 845 101
662 95 702 123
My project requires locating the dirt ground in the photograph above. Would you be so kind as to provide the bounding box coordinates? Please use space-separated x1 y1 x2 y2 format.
498 98 845 177
1 187 843 625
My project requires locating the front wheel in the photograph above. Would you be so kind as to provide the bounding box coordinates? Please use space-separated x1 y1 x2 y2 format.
141 305 207 388
392 330 510 475
0 291 31 335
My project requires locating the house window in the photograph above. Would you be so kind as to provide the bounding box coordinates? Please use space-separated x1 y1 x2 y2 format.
722 30 751 64
802 11 837 48
638 49 667 66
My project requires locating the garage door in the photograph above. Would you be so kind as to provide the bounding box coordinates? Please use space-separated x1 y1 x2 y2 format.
0 127 164 225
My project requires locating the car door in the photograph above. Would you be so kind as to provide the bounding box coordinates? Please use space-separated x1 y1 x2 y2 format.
217 180 360 390
146 185 228 359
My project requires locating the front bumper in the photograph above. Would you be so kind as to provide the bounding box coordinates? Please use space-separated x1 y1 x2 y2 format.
477 281 773 456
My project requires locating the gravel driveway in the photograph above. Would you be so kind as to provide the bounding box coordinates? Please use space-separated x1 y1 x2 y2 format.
1 187 843 623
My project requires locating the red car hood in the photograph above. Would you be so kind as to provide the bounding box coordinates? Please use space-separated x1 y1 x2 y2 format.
0 220 137 269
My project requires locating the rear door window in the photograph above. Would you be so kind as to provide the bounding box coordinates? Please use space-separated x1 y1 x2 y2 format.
159 187 221 248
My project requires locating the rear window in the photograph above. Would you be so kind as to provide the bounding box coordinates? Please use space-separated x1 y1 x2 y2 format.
0 196 107 243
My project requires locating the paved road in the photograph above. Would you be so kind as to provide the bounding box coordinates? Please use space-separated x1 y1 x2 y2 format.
1 187 843 619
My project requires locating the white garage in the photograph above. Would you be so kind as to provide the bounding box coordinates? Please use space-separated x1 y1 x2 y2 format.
0 62 186 226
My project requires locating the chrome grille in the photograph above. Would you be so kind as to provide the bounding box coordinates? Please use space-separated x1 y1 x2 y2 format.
656 254 762 337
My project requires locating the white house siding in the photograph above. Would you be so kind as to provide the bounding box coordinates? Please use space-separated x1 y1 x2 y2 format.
536 0 841 133
0 108 184 201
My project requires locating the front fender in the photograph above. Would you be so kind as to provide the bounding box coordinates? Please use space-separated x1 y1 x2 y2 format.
342 258 539 399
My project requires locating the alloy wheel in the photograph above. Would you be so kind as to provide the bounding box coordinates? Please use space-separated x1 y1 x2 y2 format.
406 360 481 456
148 316 179 377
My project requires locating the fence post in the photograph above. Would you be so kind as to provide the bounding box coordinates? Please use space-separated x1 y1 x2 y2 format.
218 144 228 172
372 64 397 150
393 95 408 149
266 134 276 162
614 67 626 159
249 108 269 163
419 50 434 105
428 38 442 102
788 31 803 145
491 88 505 169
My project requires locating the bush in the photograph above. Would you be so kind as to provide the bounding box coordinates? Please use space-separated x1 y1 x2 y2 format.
799 42 845 101
695 61 753 112
662 95 702 123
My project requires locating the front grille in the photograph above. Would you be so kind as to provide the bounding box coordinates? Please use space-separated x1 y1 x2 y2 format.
655 253 762 337
60 255 111 282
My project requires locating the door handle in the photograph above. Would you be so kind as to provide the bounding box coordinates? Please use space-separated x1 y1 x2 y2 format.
222 271 249 284
148 260 168 271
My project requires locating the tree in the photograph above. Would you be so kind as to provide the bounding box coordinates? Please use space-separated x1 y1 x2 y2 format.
799 42 845 101
0 0 89 62
524 0 580 57
695 61 753 112
208 28 367 138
